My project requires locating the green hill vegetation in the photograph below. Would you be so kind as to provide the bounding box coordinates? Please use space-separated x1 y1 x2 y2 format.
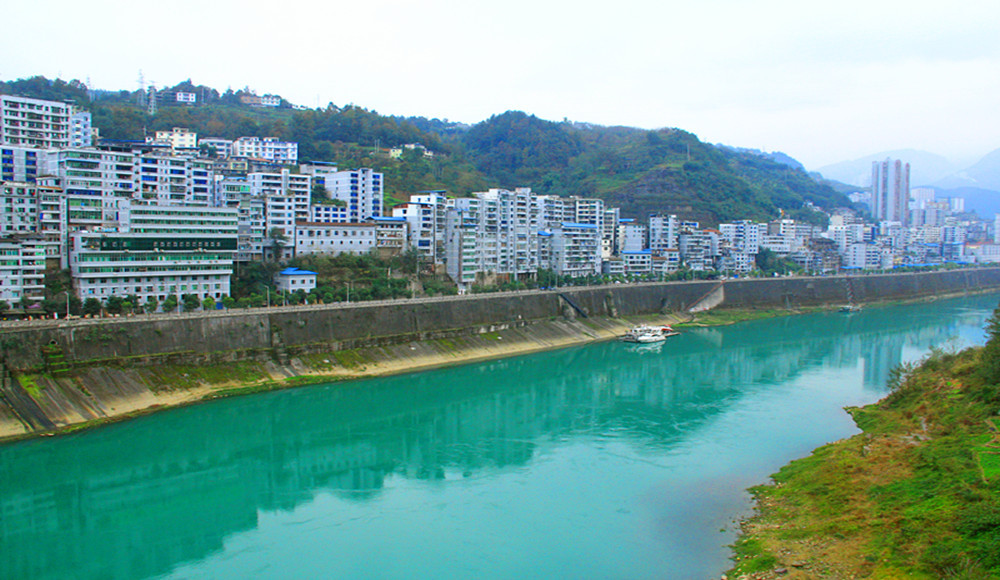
730 307 1000 579
2 76 850 224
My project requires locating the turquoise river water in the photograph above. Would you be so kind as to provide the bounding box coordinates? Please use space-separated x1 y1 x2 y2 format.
1 293 999 580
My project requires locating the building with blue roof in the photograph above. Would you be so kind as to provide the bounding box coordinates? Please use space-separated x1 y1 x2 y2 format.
274 267 317 293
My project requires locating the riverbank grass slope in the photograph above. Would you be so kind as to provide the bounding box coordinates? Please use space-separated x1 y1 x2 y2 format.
730 344 1000 579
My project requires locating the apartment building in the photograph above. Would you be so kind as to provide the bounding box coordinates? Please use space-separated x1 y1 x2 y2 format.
151 127 197 150
274 268 316 293
394 201 440 264
648 213 679 255
372 216 408 256
395 193 451 265
0 182 40 234
249 170 311 239
198 138 233 158
537 195 604 231
0 95 92 149
293 222 376 257
601 207 621 258
652 250 680 275
1 145 41 183
42 147 136 198
232 137 298 165
872 158 910 226
472 188 539 278
537 195 566 227
567 197 604 231
621 250 652 274
844 243 890 270
134 152 213 205
69 203 238 304
229 197 266 262
318 168 384 222
0 237 46 306
445 223 478 290
678 229 719 270
620 220 645 253
310 204 350 223
542 223 602 278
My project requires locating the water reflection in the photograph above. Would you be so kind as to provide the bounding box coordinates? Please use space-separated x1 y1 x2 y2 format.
0 294 995 580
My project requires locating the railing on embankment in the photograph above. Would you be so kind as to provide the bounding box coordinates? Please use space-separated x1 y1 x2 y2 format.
1 268 999 371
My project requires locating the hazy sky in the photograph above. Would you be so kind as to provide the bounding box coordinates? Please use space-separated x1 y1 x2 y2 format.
3 0 999 170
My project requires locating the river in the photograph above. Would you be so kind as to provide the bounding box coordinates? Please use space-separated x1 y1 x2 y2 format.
1 293 997 580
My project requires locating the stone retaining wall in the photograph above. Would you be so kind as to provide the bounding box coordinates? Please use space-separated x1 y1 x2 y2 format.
1 269 998 372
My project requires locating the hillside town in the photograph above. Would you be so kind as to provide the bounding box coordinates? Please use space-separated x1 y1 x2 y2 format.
0 93 995 312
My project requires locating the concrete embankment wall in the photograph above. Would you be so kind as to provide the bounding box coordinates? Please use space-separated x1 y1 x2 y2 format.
2 268 1000 372
1 268 999 439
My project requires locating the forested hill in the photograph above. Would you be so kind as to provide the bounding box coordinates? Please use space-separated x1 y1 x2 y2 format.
2 76 849 225
460 111 849 226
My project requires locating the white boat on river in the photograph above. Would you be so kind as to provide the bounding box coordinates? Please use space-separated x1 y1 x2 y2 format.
621 325 680 343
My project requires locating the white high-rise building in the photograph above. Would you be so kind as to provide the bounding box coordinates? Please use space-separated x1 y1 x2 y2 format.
911 188 935 210
1 145 42 183
0 237 46 306
394 193 451 265
648 213 679 255
872 158 910 225
567 197 604 230
1 95 92 148
134 151 214 205
249 170 311 239
620 220 645 253
0 181 40 234
472 188 540 278
602 208 620 258
316 168 384 222
542 222 602 278
718 220 762 254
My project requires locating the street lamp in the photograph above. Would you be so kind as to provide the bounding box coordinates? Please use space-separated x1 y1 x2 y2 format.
60 290 70 320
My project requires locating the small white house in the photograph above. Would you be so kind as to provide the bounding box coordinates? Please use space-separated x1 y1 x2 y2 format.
275 268 317 293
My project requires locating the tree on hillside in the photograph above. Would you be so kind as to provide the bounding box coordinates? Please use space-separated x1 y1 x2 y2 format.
463 111 583 187
0 76 90 105
268 227 289 262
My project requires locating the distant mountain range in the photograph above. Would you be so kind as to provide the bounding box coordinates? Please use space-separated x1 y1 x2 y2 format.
815 148 1000 218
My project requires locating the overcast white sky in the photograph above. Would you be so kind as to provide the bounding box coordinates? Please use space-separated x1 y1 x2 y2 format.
3 0 999 169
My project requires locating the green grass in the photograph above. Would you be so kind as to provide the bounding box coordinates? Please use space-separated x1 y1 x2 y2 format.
676 308 794 327
141 361 269 391
17 374 44 399
729 346 1000 579
332 349 368 369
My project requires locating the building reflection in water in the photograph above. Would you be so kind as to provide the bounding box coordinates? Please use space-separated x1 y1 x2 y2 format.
0 294 994 580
